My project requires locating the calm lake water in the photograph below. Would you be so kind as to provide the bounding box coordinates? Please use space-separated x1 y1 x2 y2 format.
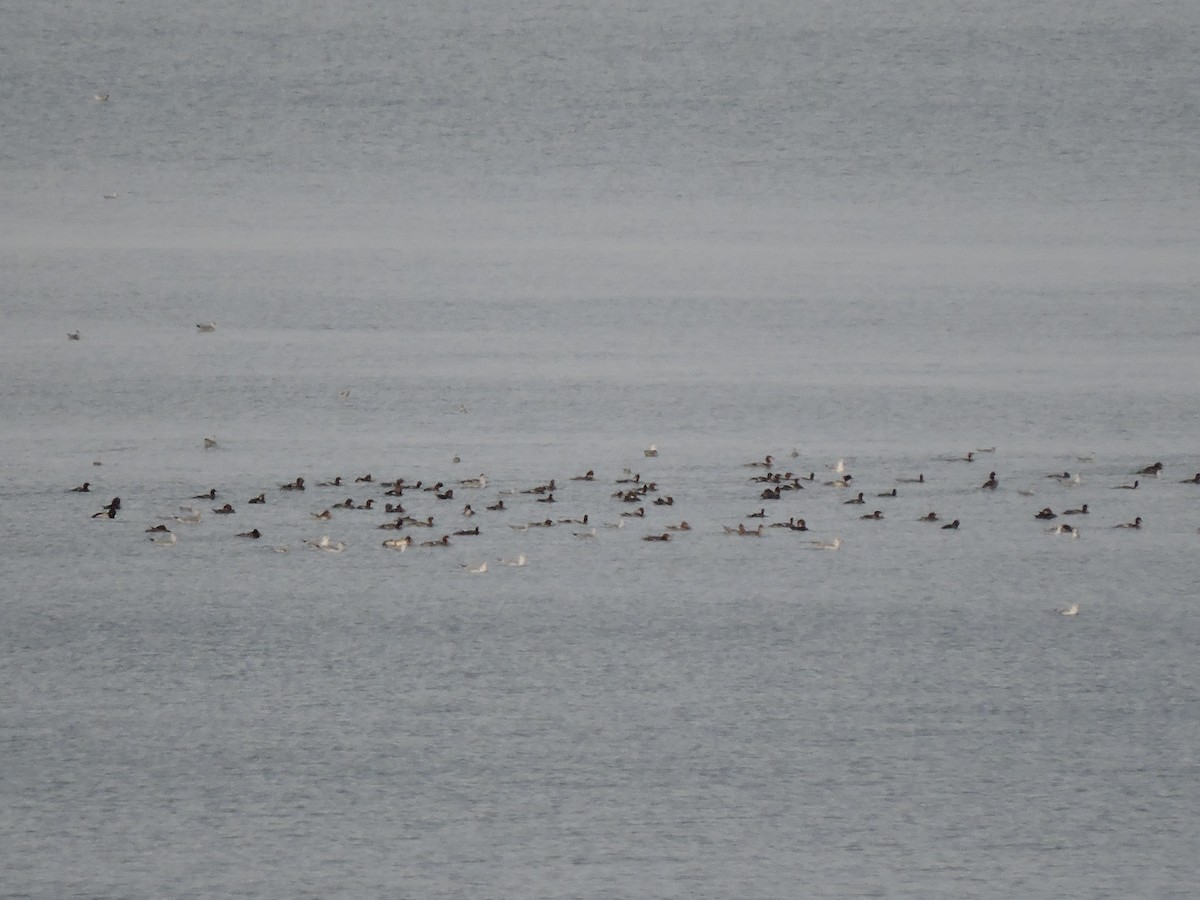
3 1 1199 896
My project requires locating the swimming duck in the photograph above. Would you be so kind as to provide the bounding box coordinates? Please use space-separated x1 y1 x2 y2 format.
941 519 960 530
237 528 261 539
71 482 91 492
212 503 235 514
1035 508 1056 520
248 493 266 504
981 472 999 490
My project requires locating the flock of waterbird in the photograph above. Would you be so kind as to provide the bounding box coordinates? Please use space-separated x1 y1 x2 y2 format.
75 444 1196 617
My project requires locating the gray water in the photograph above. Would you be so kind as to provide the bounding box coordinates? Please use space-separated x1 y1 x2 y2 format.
3 2 1200 897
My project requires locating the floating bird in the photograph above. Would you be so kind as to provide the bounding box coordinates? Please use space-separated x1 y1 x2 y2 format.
67 331 81 341
1113 480 1139 490
70 482 90 492
941 519 960 530
196 322 216 333
192 488 217 500
203 437 218 449
150 531 177 546
1062 504 1088 515
382 536 412 551
212 503 235 514
461 561 488 574
1058 603 1080 617
981 472 999 490
499 553 528 566
811 537 842 550
1137 462 1164 476
1115 517 1143 529
644 444 658 458
237 528 261 539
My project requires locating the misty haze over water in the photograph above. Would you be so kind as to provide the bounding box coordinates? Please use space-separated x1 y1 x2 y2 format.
3 2 1199 896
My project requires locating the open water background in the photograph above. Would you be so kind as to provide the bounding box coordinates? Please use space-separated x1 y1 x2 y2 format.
3 1 1200 896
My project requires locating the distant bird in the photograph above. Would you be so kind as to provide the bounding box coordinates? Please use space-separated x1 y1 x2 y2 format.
92 93 109 102
67 331 81 341
644 444 658 458
500 553 528 566
642 533 671 542
150 531 177 546
811 537 842 550
1114 480 1139 490
192 488 217 500
203 437 218 449
981 472 999 490
212 503 235 514
1058 603 1080 617
70 482 90 492
1115 517 1143 529
1062 504 1089 515
1137 462 1164 476
381 536 412 551
919 512 939 522
174 508 201 524
196 322 216 333
941 519 960 530
248 493 265 504
92 497 120 518
236 528 261 539
307 535 345 552
461 561 488 574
